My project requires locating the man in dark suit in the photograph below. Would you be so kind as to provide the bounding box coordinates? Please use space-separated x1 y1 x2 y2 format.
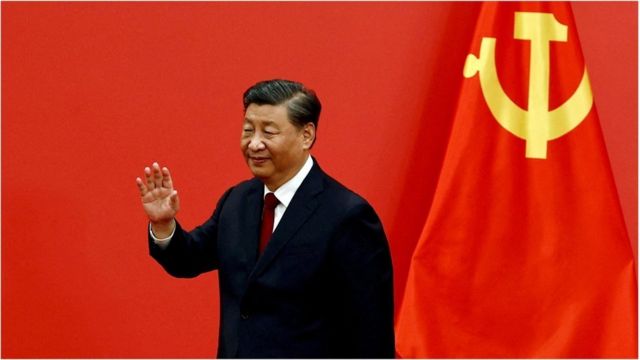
135 79 394 358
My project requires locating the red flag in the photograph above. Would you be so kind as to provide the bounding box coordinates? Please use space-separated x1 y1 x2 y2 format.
395 2 637 357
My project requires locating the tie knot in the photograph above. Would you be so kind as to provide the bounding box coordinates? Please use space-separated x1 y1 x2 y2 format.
264 193 279 210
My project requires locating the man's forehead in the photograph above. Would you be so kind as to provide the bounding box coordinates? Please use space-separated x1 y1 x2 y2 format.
244 103 289 122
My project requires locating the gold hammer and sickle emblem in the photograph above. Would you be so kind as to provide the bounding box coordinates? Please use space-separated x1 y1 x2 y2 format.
463 12 593 159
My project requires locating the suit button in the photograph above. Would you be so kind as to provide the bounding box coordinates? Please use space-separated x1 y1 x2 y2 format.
240 313 249 320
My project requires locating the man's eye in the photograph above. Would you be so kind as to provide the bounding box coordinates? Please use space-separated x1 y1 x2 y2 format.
243 128 254 133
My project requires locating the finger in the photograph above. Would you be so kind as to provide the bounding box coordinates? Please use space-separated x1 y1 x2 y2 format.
144 166 155 190
170 190 180 211
162 167 174 189
152 162 163 189
136 177 148 196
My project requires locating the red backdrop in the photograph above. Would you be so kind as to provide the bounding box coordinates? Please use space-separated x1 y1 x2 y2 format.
2 2 636 357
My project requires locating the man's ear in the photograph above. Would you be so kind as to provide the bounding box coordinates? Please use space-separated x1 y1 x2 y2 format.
302 122 316 150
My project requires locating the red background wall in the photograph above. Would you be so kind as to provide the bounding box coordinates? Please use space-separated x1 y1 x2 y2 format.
2 2 636 357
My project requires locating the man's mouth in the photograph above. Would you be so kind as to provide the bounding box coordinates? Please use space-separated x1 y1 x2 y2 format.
249 156 269 165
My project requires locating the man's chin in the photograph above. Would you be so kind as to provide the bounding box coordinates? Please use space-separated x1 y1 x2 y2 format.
248 163 271 179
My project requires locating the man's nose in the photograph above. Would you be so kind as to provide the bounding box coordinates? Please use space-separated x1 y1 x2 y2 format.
248 134 266 151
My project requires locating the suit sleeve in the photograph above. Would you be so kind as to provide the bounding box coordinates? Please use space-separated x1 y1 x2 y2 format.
148 187 234 278
330 201 395 358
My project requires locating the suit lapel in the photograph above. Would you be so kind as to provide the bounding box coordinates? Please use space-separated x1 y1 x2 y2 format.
248 162 325 281
241 179 263 272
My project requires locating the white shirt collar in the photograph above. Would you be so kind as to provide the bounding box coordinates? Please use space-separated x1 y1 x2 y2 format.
263 155 313 208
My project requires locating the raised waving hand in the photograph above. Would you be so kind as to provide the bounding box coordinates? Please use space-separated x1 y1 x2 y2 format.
136 162 180 237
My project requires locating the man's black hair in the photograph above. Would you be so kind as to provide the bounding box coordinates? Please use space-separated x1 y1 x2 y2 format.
243 79 322 131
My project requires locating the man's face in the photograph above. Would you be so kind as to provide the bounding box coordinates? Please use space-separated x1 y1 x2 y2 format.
241 103 314 190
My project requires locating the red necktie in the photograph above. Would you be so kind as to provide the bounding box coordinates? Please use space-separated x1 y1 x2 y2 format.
259 193 279 253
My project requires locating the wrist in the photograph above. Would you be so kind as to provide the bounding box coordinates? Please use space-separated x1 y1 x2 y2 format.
150 218 176 239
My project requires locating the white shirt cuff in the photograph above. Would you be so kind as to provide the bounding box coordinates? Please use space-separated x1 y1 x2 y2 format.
149 222 175 249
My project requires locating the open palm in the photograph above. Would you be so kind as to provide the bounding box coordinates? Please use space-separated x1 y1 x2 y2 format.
136 162 180 224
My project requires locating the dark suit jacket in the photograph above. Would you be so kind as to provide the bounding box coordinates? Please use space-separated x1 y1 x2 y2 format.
149 161 394 358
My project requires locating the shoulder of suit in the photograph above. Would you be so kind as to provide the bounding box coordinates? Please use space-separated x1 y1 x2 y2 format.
319 170 373 212
229 177 262 194
213 178 261 207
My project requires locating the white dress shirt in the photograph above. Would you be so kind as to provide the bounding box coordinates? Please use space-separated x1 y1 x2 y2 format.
265 154 313 231
151 155 314 249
